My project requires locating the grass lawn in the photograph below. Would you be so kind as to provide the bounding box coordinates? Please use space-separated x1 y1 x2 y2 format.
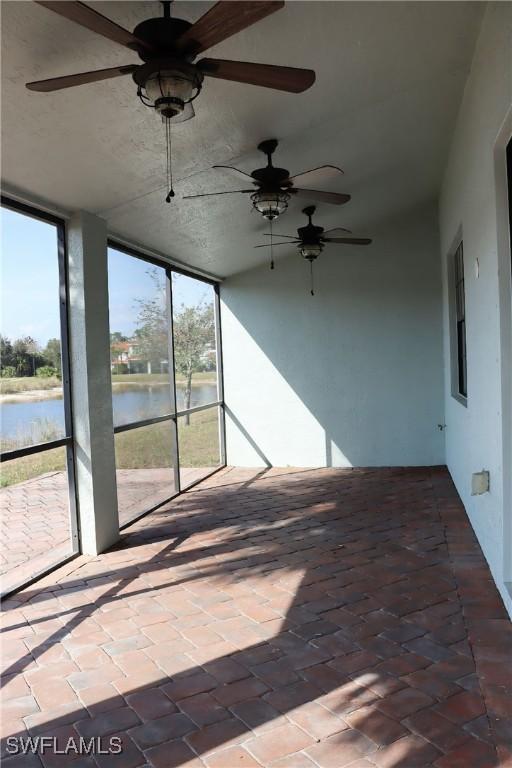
1 445 66 487
1 408 221 487
116 407 220 469
178 407 221 468
0 376 61 395
112 372 217 386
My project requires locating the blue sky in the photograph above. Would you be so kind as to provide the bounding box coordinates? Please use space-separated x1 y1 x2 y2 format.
1 208 61 346
1 206 213 346
108 248 213 338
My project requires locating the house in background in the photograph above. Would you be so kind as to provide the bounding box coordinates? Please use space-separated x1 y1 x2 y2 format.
110 339 169 375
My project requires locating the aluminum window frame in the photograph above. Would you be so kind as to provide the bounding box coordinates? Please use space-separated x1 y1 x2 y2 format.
454 243 467 399
448 238 468 405
107 240 226 529
0 196 80 597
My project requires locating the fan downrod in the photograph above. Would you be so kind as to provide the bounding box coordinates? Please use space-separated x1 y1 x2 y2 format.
258 139 279 166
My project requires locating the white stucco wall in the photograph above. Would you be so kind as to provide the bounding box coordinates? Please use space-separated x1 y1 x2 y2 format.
439 2 512 616
221 202 444 469
68 212 119 554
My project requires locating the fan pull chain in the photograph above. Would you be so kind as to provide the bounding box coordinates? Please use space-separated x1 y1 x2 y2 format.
269 218 274 270
165 118 175 203
310 261 315 296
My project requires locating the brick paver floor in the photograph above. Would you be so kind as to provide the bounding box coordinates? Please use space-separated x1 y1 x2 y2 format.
0 472 73 594
0 467 213 594
1 466 510 767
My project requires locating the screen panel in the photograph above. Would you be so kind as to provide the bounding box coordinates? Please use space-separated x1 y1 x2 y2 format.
114 421 177 526
108 247 173 426
177 405 222 490
1 203 77 594
172 273 219 411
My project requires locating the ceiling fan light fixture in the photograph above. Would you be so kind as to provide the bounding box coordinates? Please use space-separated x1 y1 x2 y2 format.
251 190 289 220
300 243 323 261
146 73 191 117
135 62 203 121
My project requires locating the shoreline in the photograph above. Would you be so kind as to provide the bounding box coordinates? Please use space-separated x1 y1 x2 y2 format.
0 378 218 404
0 387 63 404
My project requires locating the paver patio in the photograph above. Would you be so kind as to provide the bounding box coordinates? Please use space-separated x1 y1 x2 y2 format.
0 472 72 590
1 466 510 767
0 467 214 594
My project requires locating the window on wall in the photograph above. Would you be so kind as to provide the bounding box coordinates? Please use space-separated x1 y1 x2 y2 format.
0 199 78 596
107 245 225 526
453 241 467 401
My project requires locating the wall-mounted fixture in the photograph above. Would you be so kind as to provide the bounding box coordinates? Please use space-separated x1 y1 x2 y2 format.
472 470 490 495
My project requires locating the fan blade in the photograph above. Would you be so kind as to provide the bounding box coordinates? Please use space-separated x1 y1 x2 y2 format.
287 165 344 188
262 233 298 239
199 59 315 93
292 188 351 205
26 65 138 92
183 189 254 199
213 165 255 183
323 237 372 245
176 1 284 56
254 242 296 248
36 2 153 52
321 227 352 237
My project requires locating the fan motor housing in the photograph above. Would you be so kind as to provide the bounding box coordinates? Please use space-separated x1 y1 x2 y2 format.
251 166 290 187
133 18 195 61
298 224 324 241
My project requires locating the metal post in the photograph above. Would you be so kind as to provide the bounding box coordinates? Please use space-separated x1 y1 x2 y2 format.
166 270 181 495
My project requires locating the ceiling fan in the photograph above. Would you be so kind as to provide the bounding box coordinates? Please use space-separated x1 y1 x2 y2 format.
255 205 372 293
183 138 351 220
26 1 315 109
26 1 316 203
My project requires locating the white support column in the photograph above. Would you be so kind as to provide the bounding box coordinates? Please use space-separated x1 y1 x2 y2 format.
67 212 119 554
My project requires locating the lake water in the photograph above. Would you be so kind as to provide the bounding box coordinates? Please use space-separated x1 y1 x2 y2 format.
1 383 218 445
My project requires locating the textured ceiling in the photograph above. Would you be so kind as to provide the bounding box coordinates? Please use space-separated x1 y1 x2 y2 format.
1 1 484 277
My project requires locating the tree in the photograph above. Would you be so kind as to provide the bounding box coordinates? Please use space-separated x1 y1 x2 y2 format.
133 269 215 424
43 338 62 374
11 339 30 376
110 331 128 344
173 302 215 424
0 335 14 373
12 336 42 376
134 271 169 374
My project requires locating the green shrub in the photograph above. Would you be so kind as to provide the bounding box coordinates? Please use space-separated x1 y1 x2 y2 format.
35 366 59 378
1 366 16 378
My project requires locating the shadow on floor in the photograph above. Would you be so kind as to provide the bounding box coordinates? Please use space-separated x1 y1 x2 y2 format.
1 467 510 767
